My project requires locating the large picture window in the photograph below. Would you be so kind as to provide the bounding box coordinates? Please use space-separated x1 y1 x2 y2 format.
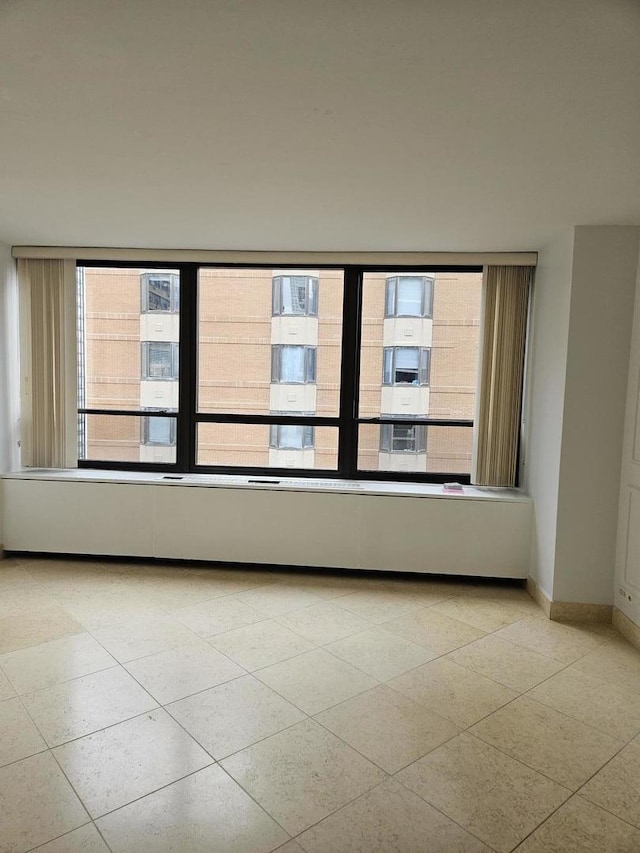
77 263 483 481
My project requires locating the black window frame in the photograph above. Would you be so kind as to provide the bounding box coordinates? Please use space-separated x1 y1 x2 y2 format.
77 260 480 484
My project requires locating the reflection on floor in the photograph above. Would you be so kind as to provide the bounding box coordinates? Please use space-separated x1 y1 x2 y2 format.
1 555 639 852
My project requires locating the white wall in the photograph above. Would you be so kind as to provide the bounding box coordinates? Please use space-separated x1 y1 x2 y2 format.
0 244 20 548
554 227 640 604
522 230 574 599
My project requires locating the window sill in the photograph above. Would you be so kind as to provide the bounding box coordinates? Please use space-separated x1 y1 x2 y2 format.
2 468 530 503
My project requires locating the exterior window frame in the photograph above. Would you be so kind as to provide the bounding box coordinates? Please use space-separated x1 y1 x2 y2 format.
385 275 434 318
271 345 317 384
142 411 177 447
380 423 427 453
141 271 180 313
382 347 431 386
77 260 482 484
272 275 319 316
141 341 180 380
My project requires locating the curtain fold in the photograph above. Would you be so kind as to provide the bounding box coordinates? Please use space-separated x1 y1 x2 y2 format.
18 258 74 468
472 265 532 487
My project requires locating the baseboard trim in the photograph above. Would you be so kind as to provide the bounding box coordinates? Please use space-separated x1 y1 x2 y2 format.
526 577 551 618
526 577 612 623
613 607 640 652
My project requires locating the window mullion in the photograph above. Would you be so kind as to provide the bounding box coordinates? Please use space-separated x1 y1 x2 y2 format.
338 266 362 478
177 264 198 472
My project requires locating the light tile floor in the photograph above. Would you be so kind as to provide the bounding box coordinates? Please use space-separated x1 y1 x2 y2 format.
0 555 639 852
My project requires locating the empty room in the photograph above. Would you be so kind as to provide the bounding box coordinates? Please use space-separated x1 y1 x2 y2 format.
1 1 640 851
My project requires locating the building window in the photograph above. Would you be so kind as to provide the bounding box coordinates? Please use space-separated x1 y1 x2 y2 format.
270 421 315 449
142 413 177 446
380 423 426 453
78 263 484 482
271 345 317 383
142 342 179 379
272 276 319 316
385 276 433 317
141 272 180 312
383 347 430 385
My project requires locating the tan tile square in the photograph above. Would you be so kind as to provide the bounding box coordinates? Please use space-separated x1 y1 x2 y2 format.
276 601 372 645
494 615 602 663
397 733 570 853
470 696 623 789
388 658 517 727
334 589 423 623
581 742 640 827
167 674 305 759
0 585 59 617
208 619 315 670
446 634 566 692
381 608 486 654
514 795 640 852
315 684 459 772
61 591 167 631
22 667 157 746
53 709 212 817
221 719 385 835
528 668 640 741
431 596 533 632
92 614 200 662
97 764 288 853
0 697 47 767
298 778 492 852
0 565 43 592
124 641 243 703
173 596 264 637
34 824 110 852
0 667 15 700
274 843 304 853
0 752 88 852
325 626 436 681
0 604 84 654
572 637 640 693
256 649 377 714
234 584 329 617
0 633 116 695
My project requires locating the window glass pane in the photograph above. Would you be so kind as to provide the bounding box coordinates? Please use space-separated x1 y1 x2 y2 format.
198 268 342 416
145 415 175 445
396 277 423 316
77 266 180 419
279 346 306 382
197 423 337 469
145 342 176 379
359 271 482 419
359 424 472 474
79 414 176 464
385 278 396 316
147 277 172 311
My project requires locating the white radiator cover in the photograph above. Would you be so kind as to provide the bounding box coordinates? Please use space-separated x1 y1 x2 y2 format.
1 475 531 577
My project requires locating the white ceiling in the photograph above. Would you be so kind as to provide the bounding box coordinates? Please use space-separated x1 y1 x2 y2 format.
1 0 639 252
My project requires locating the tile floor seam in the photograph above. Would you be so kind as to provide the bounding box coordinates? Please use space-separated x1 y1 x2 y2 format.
389 770 502 853
310 702 460 776
162 694 306 764
251 660 379 717
87 760 216 823
572 788 640 833
1 659 121 698
22 820 97 853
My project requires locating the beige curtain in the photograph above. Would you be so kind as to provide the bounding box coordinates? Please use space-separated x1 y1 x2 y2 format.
473 265 532 487
18 258 76 468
